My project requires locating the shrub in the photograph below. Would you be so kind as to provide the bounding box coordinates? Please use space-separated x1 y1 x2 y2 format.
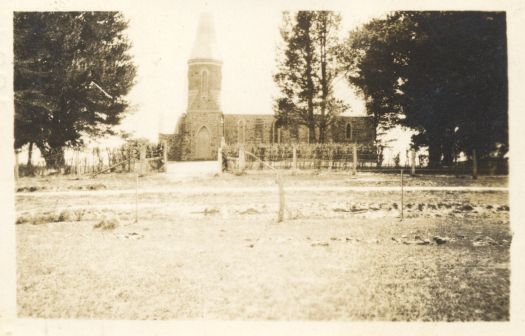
74 209 86 221
58 209 74 222
93 215 119 230
31 211 59 224
87 183 107 190
16 213 33 224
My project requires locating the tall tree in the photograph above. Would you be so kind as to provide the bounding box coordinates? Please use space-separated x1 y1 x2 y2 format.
274 12 317 142
338 12 409 143
314 11 345 143
274 11 345 143
340 11 508 167
14 12 136 168
400 12 507 166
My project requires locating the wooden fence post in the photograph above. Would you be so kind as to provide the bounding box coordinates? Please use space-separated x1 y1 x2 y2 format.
163 141 168 172
75 151 79 175
15 151 19 180
139 145 146 175
292 145 297 172
410 149 416 176
238 145 246 173
400 169 404 221
328 147 333 171
472 149 478 180
128 147 132 173
217 142 223 174
352 143 357 176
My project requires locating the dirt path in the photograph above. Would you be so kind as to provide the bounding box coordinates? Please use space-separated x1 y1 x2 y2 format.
16 185 508 197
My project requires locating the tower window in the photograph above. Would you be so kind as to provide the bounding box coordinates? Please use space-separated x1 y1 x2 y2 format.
201 70 209 99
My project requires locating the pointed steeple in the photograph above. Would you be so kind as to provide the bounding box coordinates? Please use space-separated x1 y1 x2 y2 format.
190 12 220 60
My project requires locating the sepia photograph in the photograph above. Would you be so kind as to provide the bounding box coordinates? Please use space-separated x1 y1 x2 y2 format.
1 0 524 334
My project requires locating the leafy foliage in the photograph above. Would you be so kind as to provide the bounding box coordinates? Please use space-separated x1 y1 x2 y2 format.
14 12 136 167
274 11 346 143
340 11 508 167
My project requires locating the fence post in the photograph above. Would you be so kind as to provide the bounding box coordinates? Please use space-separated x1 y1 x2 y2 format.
352 143 357 176
238 145 246 173
292 145 297 172
163 141 168 173
75 151 79 175
128 147 132 173
410 149 416 176
14 150 19 180
217 141 223 175
277 171 285 223
328 147 333 171
472 149 478 180
400 169 404 221
134 172 139 223
139 145 146 175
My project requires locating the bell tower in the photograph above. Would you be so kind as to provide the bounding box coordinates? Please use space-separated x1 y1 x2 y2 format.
187 13 222 113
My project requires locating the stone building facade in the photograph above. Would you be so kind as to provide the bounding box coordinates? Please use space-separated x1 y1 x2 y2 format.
160 14 375 161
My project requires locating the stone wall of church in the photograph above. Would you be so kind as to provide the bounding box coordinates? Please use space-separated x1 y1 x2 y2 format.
331 116 375 144
222 114 374 146
162 114 375 161
223 114 275 145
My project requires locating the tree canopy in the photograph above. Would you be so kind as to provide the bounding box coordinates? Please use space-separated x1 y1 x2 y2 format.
340 11 508 167
14 11 136 167
273 11 345 143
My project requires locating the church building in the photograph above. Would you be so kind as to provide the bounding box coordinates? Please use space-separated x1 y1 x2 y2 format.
160 14 375 161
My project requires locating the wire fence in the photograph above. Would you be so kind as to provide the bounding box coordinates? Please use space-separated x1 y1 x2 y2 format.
17 141 166 177
223 143 377 171
222 143 508 176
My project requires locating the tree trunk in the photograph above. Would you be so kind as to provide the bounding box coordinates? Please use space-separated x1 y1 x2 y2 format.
303 16 316 145
441 129 455 166
39 146 65 169
319 123 326 143
376 144 384 168
308 122 316 143
442 145 454 166
27 141 33 166
319 19 328 145
427 142 441 168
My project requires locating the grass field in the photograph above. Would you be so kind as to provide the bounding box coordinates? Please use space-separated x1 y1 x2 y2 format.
15 171 510 320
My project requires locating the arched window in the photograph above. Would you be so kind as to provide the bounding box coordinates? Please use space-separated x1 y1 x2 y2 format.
201 70 209 99
346 123 352 140
237 120 246 144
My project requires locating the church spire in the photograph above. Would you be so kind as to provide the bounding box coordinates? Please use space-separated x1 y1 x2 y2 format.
190 12 220 60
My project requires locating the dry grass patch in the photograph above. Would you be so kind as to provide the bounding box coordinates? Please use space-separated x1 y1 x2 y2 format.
17 215 510 320
15 172 510 320
93 215 120 230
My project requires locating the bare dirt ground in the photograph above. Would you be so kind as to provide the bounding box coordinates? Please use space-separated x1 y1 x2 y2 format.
15 171 510 320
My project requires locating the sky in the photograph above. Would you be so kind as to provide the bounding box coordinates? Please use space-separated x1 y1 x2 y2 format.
120 2 387 141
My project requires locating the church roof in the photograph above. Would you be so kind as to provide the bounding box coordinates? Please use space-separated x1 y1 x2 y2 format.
190 12 221 60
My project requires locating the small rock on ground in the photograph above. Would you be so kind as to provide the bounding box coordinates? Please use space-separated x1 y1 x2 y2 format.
433 236 449 245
